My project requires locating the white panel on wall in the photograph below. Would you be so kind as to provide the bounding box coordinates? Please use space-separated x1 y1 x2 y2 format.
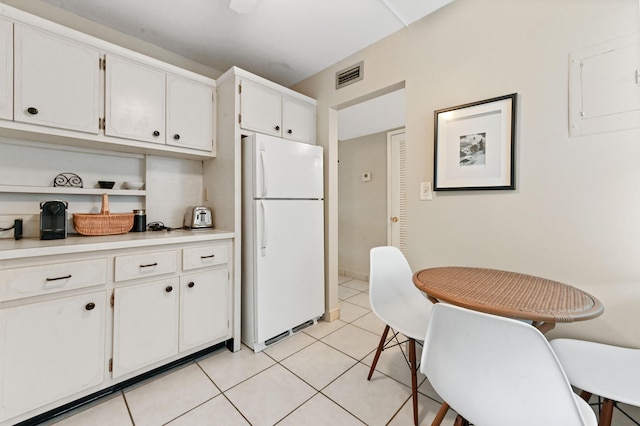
569 33 640 136
145 156 203 228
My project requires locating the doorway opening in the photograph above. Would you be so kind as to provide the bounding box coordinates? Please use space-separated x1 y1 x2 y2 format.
336 86 406 281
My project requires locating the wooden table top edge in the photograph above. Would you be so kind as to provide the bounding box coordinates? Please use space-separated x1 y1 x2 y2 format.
412 266 605 324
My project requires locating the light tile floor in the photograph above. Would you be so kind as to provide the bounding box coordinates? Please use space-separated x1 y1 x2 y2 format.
44 276 639 426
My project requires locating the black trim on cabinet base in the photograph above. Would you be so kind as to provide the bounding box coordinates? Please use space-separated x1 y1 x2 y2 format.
14 341 229 426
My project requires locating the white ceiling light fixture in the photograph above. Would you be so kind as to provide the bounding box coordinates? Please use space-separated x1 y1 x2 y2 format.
229 0 258 14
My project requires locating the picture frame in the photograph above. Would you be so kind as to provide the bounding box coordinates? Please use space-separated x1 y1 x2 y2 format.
433 93 517 191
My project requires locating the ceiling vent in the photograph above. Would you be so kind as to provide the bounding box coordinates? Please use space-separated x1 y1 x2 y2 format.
336 61 364 89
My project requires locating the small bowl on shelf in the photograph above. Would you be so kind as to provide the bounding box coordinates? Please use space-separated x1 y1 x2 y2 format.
123 181 145 190
98 181 115 189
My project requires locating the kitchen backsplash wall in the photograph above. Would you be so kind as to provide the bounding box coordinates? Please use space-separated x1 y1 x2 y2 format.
0 136 206 238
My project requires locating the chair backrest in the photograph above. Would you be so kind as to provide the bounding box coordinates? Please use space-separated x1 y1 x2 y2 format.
420 303 594 426
369 246 432 339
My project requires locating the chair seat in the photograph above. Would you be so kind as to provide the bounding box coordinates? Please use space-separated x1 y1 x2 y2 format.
551 338 640 407
373 296 431 340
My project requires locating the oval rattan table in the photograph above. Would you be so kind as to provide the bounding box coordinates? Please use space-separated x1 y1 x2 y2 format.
413 266 604 334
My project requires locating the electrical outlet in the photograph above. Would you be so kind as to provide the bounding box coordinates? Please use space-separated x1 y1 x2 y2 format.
420 182 433 200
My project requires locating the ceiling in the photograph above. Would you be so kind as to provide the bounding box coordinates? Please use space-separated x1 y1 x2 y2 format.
38 0 453 87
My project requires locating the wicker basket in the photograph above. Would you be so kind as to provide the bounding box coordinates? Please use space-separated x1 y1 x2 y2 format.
73 194 134 236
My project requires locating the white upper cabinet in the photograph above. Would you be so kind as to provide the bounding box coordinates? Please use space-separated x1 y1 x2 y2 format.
0 18 12 121
105 54 166 144
166 75 214 152
14 24 100 134
240 79 283 137
240 79 315 144
282 97 315 143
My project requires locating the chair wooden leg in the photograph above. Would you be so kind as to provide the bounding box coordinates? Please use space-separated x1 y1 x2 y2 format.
453 414 470 426
580 390 592 402
368 324 390 380
431 402 450 426
598 398 614 426
409 338 418 425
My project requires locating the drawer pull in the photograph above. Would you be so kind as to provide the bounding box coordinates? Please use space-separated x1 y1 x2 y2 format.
201 254 215 259
46 274 72 282
85 302 96 311
165 286 173 293
140 262 158 268
187 282 195 288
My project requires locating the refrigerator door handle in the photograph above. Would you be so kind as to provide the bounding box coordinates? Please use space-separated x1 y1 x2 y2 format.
259 146 268 198
259 200 267 256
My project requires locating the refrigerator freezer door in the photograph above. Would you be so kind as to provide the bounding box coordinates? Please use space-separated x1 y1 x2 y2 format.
253 199 324 343
251 134 323 199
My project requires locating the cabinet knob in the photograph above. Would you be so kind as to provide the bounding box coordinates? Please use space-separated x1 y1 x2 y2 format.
275 125 280 131
85 302 96 311
287 129 293 134
153 130 161 137
188 282 195 288
173 134 180 140
27 107 39 115
165 285 173 293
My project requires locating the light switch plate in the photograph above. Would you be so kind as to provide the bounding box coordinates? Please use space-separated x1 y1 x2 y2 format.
420 182 432 200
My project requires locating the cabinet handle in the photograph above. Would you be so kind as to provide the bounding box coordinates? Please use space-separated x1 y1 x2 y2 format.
165 286 173 293
140 262 158 268
46 274 72 281
287 129 293 134
173 134 180 140
27 107 39 115
275 125 280 131
201 254 215 259
153 130 160 137
85 302 96 311
188 282 195 288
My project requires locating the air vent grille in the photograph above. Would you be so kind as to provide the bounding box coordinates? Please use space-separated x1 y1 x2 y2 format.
336 61 364 89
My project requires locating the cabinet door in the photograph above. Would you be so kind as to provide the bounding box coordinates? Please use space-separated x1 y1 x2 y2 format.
166 75 214 152
14 24 100 134
282 97 315 144
179 269 229 351
239 79 282 137
0 18 12 121
112 278 179 378
0 291 106 422
105 54 165 144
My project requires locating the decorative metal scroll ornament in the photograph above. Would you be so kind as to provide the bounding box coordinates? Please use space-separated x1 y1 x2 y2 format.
53 173 83 188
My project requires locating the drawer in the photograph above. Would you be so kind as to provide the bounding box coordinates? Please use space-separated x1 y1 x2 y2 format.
115 250 177 282
183 244 229 271
0 259 107 302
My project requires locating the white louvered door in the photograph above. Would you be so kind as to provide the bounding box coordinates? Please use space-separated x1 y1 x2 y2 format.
388 129 407 253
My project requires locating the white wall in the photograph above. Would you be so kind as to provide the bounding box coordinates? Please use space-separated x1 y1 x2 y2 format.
338 131 388 279
294 0 640 347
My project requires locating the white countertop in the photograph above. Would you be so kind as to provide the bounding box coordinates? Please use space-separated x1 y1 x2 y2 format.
0 228 234 260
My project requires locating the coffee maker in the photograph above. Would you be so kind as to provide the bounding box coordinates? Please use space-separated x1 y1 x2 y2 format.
40 200 68 240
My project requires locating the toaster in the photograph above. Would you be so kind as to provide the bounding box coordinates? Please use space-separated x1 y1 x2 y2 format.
184 206 213 229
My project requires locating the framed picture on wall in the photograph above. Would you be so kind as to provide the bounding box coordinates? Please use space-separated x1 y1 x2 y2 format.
433 93 517 191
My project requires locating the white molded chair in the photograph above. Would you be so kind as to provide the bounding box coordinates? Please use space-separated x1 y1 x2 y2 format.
550 338 640 426
367 246 434 426
420 303 598 426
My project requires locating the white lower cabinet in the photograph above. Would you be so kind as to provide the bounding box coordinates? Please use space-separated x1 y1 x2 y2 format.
0 291 106 422
112 277 179 378
180 269 229 351
0 237 234 425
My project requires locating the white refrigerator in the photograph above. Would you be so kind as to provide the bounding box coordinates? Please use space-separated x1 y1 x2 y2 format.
241 133 325 352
